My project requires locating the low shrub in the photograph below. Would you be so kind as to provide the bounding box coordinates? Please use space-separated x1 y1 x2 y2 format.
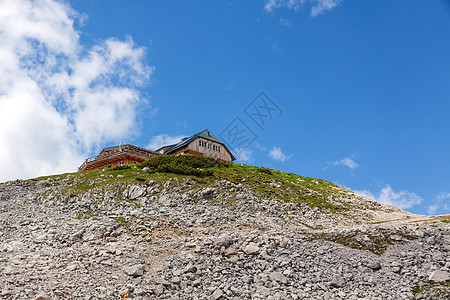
259 167 272 175
140 155 229 177
108 165 131 171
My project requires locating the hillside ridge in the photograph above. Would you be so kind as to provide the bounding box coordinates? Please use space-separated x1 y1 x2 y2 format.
0 159 449 299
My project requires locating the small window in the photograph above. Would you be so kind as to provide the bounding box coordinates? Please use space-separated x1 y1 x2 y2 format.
107 164 111 168
199 140 202 147
218 147 221 152
119 161 124 166
208 144 211 149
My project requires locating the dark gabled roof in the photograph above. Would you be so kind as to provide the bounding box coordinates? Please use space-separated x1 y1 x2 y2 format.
164 129 224 155
155 144 177 153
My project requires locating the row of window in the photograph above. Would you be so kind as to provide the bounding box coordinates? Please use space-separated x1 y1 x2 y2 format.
199 140 221 152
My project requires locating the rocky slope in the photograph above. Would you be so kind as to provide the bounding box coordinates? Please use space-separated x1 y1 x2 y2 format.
0 163 449 299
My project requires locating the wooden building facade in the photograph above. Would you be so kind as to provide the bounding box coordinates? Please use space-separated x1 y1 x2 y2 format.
78 129 235 172
78 144 159 171
156 129 235 162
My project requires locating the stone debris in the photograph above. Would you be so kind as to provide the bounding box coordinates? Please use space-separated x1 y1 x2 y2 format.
330 274 345 288
3 266 18 275
123 264 145 277
429 270 450 282
0 177 448 299
245 242 260 255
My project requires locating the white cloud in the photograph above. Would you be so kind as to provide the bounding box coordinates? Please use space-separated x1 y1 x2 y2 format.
354 185 423 210
426 192 450 215
427 204 438 215
264 0 342 17
265 0 304 12
272 43 282 52
436 192 450 201
268 146 292 162
235 147 253 162
311 0 343 17
147 134 185 151
333 157 358 169
279 18 293 27
0 0 153 181
265 0 281 12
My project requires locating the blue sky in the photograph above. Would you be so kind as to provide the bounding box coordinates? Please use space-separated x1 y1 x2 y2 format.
0 0 449 215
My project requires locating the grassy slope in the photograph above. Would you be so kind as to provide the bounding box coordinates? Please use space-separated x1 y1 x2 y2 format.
27 156 372 217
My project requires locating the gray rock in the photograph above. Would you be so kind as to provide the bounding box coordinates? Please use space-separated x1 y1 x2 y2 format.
270 271 287 284
192 280 201 287
153 284 164 296
330 274 345 288
129 185 146 199
391 235 403 241
171 277 181 284
158 195 173 206
155 277 171 287
183 264 197 273
212 288 223 300
429 270 450 282
245 243 260 255
224 246 237 256
366 260 381 270
123 264 145 277
201 188 215 199
391 261 402 273
35 293 49 300
3 266 18 275
215 235 232 248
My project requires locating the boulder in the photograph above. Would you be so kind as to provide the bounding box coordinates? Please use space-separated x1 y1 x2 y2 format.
429 270 450 282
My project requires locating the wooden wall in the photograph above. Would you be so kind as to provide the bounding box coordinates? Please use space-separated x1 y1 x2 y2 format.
186 137 233 162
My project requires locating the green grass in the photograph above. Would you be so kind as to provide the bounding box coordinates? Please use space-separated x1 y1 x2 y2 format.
411 281 450 295
208 163 351 213
26 156 373 217
108 165 131 171
311 230 417 255
139 155 230 177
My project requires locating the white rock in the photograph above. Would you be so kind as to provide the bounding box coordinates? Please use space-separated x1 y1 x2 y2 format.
3 266 18 275
245 243 260 255
270 271 287 284
212 289 223 300
429 270 450 282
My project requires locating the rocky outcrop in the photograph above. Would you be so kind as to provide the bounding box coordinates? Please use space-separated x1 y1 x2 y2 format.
0 176 448 299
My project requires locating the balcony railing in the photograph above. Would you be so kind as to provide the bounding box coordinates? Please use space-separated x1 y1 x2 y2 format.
78 144 158 171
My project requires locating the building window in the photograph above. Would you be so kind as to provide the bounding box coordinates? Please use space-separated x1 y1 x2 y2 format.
199 140 202 147
218 147 221 152
119 161 124 166
208 144 211 149
107 164 112 168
